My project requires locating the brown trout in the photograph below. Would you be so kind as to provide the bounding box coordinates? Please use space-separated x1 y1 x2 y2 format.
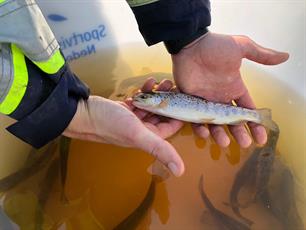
226 125 279 227
199 175 250 230
260 159 304 230
133 92 277 130
114 177 156 230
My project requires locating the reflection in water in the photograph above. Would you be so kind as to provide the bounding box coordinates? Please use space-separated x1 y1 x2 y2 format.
194 136 206 149
226 142 242 166
210 143 222 161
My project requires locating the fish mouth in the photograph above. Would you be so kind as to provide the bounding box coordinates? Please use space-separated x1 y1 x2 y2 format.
132 96 150 109
132 95 142 103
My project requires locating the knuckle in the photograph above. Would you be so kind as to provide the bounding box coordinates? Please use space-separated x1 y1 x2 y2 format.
210 126 224 136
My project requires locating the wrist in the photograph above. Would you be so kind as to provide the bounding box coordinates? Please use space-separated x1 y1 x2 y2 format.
182 31 210 50
164 28 209 54
63 97 94 138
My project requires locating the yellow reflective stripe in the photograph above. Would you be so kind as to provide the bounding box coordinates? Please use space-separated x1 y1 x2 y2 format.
0 0 5 4
127 0 159 7
0 45 28 115
33 49 65 74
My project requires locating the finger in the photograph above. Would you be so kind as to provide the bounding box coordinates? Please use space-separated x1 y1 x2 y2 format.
209 125 230 147
135 130 185 177
192 124 210 139
235 91 267 145
155 119 184 139
134 109 150 120
121 99 135 110
240 36 289 65
248 123 267 146
156 79 174 91
145 114 161 125
123 98 150 119
228 124 252 148
142 77 156 92
170 85 179 92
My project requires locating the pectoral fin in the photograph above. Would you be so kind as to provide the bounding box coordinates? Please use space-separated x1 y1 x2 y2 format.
157 99 169 109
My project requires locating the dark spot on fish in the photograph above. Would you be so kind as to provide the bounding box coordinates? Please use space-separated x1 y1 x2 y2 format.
233 107 240 115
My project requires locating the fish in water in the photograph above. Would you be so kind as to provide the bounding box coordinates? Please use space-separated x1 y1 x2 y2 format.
228 125 279 226
35 158 60 230
260 159 304 230
198 175 250 230
0 143 57 192
59 136 71 204
114 177 156 230
132 92 277 131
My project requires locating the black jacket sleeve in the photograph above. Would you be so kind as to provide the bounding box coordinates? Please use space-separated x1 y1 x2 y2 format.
7 55 89 148
128 0 211 54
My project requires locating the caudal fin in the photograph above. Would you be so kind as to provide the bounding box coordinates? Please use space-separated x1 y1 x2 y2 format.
256 109 279 132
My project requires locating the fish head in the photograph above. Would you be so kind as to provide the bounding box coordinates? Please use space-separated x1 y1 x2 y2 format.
132 92 162 109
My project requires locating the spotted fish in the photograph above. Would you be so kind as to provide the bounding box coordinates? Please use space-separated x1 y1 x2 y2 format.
133 92 277 130
199 175 250 230
228 126 279 226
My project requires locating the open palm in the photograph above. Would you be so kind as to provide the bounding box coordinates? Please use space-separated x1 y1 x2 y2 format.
64 79 185 176
172 32 289 147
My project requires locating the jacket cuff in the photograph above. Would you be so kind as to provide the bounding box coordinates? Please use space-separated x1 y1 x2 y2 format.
164 28 208 54
7 65 89 148
129 0 211 54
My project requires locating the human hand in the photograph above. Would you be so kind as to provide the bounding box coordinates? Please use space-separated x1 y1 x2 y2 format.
172 32 289 148
63 79 185 177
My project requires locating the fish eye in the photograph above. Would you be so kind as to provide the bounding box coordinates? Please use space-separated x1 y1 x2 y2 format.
139 94 148 99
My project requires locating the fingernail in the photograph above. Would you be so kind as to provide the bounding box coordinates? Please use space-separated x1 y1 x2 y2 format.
220 136 230 147
168 162 180 177
242 133 252 148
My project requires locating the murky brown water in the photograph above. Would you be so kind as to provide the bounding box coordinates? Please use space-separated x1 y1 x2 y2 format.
0 44 305 229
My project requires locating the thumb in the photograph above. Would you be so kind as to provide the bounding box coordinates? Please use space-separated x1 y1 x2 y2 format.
134 130 185 177
240 36 289 65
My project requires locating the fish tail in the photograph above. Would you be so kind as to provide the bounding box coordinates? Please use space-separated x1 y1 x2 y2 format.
256 109 279 132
